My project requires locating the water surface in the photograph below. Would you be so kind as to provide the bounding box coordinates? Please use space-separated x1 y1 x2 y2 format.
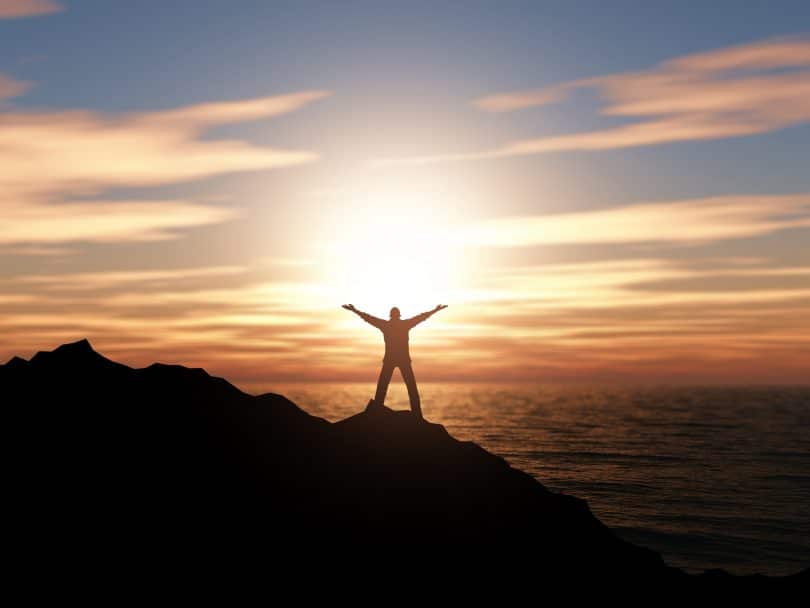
271 382 809 575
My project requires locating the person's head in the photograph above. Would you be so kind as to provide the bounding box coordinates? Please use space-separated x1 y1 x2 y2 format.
389 306 401 320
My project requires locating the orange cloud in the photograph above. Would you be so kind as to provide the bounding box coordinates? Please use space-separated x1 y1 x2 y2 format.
381 36 810 164
0 0 61 19
0 199 238 245
1 90 329 197
0 90 329 245
15 265 246 290
457 193 810 247
3 253 810 385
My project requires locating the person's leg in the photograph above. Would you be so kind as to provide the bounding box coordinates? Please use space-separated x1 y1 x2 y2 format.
400 362 422 418
373 360 395 407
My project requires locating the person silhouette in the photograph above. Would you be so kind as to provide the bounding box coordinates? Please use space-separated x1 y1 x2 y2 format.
342 303 447 419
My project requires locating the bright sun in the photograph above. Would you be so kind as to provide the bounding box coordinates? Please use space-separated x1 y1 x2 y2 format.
318 180 468 316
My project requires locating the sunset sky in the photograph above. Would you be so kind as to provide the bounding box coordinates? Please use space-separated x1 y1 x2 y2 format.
2 0 809 389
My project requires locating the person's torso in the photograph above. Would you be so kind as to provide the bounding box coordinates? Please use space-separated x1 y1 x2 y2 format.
381 319 410 362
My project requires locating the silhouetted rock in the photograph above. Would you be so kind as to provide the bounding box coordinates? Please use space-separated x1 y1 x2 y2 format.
2 340 806 585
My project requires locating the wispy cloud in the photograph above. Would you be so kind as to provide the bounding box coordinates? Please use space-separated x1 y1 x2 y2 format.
381 36 810 164
16 266 247 290
3 256 810 384
1 90 330 197
0 244 72 256
0 74 30 100
0 90 330 246
457 193 810 247
0 0 62 19
0 199 238 245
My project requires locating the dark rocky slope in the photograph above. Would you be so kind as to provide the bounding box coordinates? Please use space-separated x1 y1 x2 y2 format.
2 340 806 586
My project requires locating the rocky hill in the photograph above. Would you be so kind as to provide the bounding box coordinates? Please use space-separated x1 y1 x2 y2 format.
3 340 805 586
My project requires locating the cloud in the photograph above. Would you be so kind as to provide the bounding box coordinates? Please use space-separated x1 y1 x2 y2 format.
1 90 330 197
381 36 810 164
0 199 238 245
0 90 329 245
4 257 810 385
472 260 810 311
16 266 246 290
0 74 30 100
0 0 61 19
456 193 810 247
473 84 572 113
0 244 72 256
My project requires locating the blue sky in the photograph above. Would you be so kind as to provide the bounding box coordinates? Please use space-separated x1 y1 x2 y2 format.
7 1 808 197
3 1 808 192
1 1 809 385
4 2 809 104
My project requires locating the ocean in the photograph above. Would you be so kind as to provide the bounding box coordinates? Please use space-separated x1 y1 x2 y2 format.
270 382 809 576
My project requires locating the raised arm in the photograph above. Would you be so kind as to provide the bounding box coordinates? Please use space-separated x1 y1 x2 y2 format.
342 304 386 330
405 304 448 329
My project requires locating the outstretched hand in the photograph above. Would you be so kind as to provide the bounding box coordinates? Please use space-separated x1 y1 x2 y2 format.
434 304 448 312
342 304 356 312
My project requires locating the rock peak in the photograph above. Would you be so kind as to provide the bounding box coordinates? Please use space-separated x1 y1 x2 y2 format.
3 355 28 369
54 338 95 354
29 338 127 372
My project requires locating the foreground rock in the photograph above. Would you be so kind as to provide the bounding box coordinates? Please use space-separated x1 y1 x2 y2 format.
2 340 806 585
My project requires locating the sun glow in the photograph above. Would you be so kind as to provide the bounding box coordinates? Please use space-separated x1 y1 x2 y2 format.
317 180 469 315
